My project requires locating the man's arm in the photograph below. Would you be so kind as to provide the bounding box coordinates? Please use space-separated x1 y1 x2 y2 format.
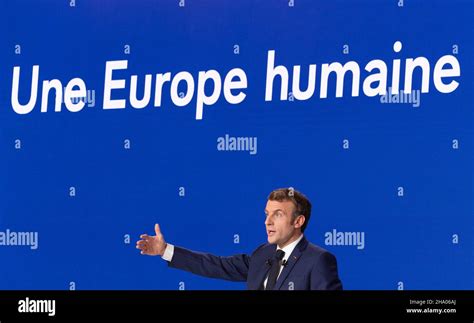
168 246 250 282
310 251 343 290
136 224 250 282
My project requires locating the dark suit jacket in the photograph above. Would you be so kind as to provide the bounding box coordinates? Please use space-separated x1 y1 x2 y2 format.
168 236 343 290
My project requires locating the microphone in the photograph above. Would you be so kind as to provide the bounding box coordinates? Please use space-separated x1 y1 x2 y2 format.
282 259 288 267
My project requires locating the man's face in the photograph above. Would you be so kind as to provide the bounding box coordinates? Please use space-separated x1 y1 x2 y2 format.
264 199 301 247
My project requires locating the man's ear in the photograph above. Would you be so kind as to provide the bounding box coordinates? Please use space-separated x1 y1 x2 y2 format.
294 215 306 229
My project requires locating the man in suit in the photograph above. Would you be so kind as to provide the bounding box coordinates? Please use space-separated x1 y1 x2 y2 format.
136 188 343 290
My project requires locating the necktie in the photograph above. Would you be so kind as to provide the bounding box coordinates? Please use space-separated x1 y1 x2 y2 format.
265 249 285 290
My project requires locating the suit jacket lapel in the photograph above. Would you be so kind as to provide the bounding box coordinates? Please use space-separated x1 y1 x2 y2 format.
274 236 308 290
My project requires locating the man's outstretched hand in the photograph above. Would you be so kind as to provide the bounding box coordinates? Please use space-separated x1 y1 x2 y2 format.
136 224 167 256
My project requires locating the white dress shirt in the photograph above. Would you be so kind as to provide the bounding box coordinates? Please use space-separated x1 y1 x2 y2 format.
162 243 174 262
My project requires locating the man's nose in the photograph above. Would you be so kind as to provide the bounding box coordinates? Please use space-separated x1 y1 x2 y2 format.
265 216 272 226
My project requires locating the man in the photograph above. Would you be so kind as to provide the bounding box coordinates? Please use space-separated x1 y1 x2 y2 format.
136 188 343 290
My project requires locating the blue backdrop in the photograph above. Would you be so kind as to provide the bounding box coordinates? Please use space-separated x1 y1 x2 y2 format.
0 0 472 290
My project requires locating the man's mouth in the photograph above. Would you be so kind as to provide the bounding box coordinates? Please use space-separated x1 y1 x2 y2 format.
267 230 276 236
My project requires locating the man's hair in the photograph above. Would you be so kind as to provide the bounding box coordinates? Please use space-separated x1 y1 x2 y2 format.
267 188 312 232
